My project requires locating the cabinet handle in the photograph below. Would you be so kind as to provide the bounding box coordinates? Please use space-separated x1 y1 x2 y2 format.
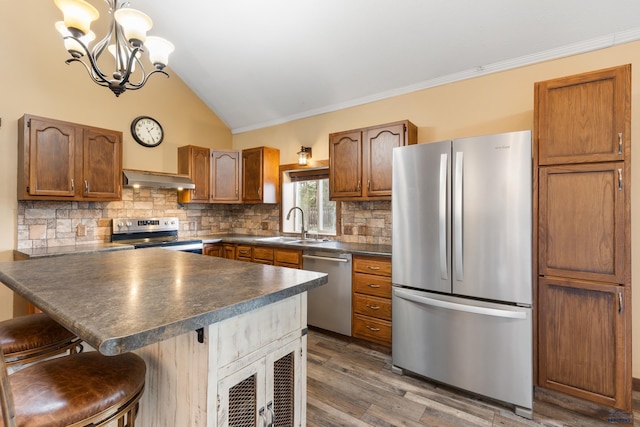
367 265 381 270
71 179 75 192
357 180 361 191
267 401 275 427
619 292 623 314
259 407 267 427
366 325 381 332
618 132 623 154
366 304 380 310
367 284 381 288
367 179 370 189
618 169 623 191
258 187 261 198
84 180 89 194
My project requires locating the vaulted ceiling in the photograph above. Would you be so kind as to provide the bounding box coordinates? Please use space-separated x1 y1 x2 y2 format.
132 0 640 133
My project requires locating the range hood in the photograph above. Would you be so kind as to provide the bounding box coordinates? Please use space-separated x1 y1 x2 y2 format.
122 169 195 190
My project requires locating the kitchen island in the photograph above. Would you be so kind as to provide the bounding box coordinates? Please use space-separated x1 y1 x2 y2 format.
0 248 327 426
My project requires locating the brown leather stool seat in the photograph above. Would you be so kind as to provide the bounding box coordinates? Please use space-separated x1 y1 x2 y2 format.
0 350 146 427
0 314 81 368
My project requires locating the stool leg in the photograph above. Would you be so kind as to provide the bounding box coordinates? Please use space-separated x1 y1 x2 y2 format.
0 349 17 427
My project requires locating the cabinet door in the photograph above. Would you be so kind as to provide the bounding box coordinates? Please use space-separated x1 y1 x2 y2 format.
538 163 625 284
265 337 303 427
204 243 223 257
178 145 211 203
212 150 241 203
222 244 236 259
81 127 122 200
538 277 629 410
242 148 263 203
363 122 406 198
217 358 267 427
329 130 362 199
536 65 630 165
26 117 77 198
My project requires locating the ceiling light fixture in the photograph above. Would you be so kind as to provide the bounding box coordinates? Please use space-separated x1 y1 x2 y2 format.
297 146 312 166
54 0 174 97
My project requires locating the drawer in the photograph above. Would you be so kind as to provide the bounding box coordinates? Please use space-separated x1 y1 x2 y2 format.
352 314 391 346
353 256 391 276
353 293 391 321
253 246 274 262
275 249 301 267
353 273 392 298
236 245 252 260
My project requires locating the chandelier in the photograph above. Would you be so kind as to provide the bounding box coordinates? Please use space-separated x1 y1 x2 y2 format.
54 0 175 96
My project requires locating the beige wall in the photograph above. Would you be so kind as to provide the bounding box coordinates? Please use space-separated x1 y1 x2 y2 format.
0 1 232 319
233 42 640 376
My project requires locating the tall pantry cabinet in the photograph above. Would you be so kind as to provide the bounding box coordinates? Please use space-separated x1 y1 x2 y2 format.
534 65 631 412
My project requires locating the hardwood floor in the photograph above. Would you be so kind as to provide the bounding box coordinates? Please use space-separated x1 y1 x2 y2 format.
306 328 640 427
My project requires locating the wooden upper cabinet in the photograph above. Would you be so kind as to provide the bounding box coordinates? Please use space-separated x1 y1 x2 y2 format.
329 120 417 201
242 146 280 204
538 277 628 409
18 114 122 201
329 130 362 199
22 116 76 198
211 149 241 203
178 145 211 203
178 146 242 204
535 65 630 165
538 162 625 284
81 127 122 200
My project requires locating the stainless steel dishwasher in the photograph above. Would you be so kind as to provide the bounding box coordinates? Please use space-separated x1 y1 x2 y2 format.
302 250 352 336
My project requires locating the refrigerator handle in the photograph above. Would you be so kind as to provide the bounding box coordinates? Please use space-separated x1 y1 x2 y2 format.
439 153 448 280
454 151 464 281
394 288 527 319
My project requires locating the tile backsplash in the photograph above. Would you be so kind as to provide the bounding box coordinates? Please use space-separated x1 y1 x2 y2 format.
17 188 391 249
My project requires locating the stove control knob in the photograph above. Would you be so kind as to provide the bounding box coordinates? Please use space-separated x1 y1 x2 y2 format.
117 221 124 229
126 221 132 227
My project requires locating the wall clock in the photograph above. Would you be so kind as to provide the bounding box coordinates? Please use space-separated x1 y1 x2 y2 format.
131 116 164 147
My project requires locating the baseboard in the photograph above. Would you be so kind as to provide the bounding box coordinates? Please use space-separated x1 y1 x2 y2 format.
633 377 640 392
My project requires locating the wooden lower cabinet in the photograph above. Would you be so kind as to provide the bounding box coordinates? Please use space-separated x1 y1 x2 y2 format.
352 255 392 346
204 242 303 269
537 277 630 410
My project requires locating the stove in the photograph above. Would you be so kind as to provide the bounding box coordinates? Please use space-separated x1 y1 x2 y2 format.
111 217 203 253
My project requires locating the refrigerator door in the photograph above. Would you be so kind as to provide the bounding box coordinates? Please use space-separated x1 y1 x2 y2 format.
392 287 533 411
392 140 451 293
452 130 532 305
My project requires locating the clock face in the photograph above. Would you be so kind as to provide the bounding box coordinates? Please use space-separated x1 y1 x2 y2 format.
131 116 164 147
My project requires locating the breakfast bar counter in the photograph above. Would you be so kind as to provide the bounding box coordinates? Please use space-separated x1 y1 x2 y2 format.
0 248 327 426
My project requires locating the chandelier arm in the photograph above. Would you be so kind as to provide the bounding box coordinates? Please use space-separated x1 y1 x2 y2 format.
124 69 170 91
64 58 111 88
62 36 110 83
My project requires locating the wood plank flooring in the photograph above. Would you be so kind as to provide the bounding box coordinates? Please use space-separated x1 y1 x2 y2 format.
306 328 640 427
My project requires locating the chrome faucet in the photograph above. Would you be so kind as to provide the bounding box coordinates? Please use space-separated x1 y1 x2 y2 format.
286 207 306 240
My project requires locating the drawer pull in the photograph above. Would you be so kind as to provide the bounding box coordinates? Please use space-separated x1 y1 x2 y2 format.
367 284 381 288
367 266 381 270
366 326 381 332
366 304 380 310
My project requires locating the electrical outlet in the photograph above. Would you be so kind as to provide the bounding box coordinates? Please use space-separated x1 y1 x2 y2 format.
76 224 87 237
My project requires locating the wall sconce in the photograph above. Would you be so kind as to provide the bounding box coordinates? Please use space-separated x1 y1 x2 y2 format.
297 146 312 166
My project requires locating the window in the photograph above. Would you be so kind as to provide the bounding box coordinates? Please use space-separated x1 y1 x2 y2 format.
282 168 336 236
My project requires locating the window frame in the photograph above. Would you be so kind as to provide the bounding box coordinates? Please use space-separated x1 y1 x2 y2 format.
279 161 340 237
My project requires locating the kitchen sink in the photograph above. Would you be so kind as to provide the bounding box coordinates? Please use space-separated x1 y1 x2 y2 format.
254 236 299 243
286 239 332 245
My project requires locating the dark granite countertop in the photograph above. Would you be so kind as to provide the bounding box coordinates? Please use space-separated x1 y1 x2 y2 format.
201 234 392 257
0 249 327 355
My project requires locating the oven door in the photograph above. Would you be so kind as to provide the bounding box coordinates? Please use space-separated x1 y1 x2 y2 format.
159 242 203 254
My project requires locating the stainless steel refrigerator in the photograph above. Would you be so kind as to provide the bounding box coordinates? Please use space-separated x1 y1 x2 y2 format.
391 130 533 418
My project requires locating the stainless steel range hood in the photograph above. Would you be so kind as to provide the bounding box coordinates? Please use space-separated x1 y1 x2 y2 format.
122 169 195 190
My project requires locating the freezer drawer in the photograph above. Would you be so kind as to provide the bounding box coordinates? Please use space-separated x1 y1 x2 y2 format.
392 287 532 411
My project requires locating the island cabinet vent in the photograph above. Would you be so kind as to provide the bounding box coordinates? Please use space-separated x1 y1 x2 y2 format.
273 352 295 426
228 375 257 427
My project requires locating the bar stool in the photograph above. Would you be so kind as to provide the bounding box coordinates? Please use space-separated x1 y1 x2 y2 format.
0 313 81 369
0 346 146 427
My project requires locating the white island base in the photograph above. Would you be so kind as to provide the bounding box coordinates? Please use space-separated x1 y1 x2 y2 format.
132 293 307 427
